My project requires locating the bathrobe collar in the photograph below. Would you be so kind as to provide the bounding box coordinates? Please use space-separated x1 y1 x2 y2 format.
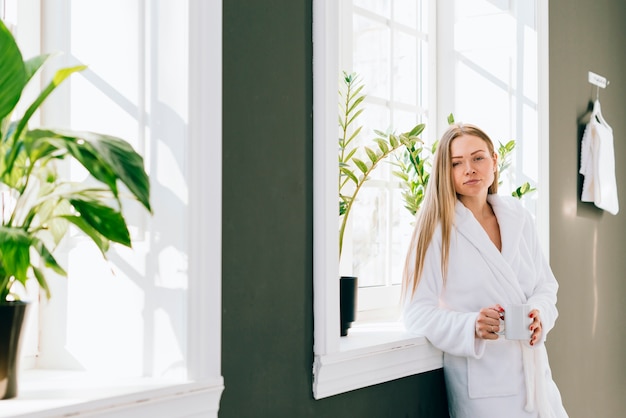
454 194 527 304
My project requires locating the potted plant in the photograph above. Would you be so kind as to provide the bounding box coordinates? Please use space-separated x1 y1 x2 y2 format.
0 20 151 399
338 72 423 335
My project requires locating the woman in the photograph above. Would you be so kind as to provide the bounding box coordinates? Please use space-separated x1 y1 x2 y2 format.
402 123 568 417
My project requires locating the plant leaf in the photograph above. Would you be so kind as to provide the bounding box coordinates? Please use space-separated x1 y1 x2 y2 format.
0 20 27 122
346 108 364 128
374 138 389 154
24 130 152 212
364 146 378 163
340 167 358 184
345 125 362 146
392 170 409 182
0 226 32 285
67 198 131 246
23 53 52 86
352 158 368 174
32 238 67 277
3 65 88 174
32 266 51 299
409 124 426 137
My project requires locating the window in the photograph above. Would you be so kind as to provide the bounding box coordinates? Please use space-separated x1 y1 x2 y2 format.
2 1 223 416
313 0 549 399
338 0 435 319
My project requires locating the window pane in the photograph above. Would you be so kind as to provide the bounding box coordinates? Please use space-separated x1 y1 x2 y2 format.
358 102 390 181
417 38 428 109
393 0 417 29
1 0 17 26
393 30 417 106
391 188 414 285
455 55 511 137
353 14 390 99
353 0 391 18
351 187 388 287
392 109 419 136
523 24 538 102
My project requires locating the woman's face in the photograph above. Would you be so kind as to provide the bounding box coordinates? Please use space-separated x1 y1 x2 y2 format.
449 134 497 199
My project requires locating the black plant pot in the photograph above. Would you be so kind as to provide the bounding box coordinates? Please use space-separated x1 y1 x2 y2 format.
340 276 358 336
0 301 30 400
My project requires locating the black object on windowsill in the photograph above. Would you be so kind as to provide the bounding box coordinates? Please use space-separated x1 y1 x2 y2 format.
340 276 358 336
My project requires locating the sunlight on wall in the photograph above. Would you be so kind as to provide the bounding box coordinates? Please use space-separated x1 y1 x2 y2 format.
34 0 191 380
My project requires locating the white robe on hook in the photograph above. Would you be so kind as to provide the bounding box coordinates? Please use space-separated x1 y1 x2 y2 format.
580 100 619 214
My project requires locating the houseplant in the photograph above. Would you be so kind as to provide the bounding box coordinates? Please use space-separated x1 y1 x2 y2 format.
339 72 423 257
338 72 423 335
0 19 151 399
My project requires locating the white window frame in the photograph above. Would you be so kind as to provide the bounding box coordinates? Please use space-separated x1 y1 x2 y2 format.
537 1 551 253
1 1 223 416
312 0 549 399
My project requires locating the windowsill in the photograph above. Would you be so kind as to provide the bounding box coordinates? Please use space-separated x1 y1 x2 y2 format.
312 320 443 399
1 370 224 418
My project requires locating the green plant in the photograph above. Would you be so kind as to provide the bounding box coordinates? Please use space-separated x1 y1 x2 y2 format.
391 135 436 216
393 113 535 216
338 72 423 257
0 19 151 303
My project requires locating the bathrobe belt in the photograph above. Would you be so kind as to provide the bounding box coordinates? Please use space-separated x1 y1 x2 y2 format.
522 343 559 418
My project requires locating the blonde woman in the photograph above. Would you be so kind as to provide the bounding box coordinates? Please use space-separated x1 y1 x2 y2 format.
403 124 568 417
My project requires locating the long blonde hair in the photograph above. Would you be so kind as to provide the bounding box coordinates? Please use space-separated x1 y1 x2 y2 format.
402 123 498 298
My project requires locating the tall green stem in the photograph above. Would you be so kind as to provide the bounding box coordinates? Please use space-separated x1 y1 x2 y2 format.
337 72 422 261
339 140 401 257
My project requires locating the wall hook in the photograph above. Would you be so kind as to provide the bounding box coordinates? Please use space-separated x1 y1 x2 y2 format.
589 71 609 101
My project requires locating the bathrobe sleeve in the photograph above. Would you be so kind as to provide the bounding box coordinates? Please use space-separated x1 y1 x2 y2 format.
522 208 559 343
403 228 486 359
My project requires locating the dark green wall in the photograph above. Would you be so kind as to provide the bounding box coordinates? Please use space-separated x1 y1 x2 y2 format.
548 0 626 417
221 0 448 417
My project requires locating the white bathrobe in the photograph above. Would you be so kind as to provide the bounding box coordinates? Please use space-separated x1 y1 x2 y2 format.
404 195 568 418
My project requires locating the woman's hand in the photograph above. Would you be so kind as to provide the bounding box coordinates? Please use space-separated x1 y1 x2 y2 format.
475 304 504 340
529 309 542 346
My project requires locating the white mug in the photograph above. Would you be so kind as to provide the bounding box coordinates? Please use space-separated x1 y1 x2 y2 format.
504 304 532 341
